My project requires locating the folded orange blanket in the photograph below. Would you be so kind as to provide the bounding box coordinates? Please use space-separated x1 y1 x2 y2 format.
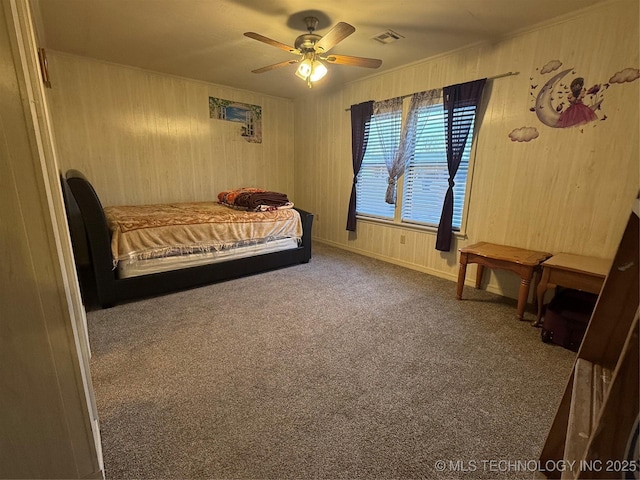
218 187 264 205
218 187 292 211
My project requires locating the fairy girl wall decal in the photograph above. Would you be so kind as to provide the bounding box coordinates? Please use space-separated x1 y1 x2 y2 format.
556 76 599 128
508 61 639 141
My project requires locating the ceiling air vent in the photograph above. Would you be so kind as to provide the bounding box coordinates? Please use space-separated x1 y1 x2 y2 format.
372 29 404 44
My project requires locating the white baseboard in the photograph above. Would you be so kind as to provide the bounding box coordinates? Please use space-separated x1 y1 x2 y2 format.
312 236 515 300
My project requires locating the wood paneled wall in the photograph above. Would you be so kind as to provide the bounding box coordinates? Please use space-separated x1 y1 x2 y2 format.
293 0 639 299
47 53 295 207
1 0 101 476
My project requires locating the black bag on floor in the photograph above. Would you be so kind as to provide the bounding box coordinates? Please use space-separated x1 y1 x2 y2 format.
540 288 598 351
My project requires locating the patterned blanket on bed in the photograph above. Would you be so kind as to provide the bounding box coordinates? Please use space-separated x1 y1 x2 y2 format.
103 202 302 264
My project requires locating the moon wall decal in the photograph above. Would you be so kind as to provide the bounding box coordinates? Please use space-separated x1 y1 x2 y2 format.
535 67 573 128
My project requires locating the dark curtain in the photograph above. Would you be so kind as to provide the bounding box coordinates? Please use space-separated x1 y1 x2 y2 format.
346 100 374 231
435 79 486 251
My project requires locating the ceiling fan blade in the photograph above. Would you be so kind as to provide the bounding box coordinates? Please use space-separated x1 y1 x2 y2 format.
323 54 382 69
244 32 298 54
314 22 355 53
251 59 300 74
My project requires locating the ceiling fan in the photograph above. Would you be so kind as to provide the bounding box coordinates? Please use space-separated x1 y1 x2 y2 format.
244 16 382 88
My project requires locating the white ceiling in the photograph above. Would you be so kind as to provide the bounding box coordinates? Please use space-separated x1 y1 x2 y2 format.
33 0 605 99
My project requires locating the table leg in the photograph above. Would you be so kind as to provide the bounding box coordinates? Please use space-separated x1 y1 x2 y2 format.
475 264 484 289
456 258 467 300
533 269 551 327
531 267 541 306
516 271 533 321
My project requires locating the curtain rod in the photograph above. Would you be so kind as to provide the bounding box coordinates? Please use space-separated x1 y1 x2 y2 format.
344 71 520 111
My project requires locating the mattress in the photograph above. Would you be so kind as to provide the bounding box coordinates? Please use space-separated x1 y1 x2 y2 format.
117 237 299 278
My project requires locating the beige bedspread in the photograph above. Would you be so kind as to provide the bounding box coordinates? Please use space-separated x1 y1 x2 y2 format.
103 202 302 264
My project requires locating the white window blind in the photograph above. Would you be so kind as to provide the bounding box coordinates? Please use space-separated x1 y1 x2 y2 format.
401 104 475 229
356 109 402 219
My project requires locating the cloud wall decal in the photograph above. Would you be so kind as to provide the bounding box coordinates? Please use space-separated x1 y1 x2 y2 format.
509 127 540 142
609 68 640 84
540 60 562 74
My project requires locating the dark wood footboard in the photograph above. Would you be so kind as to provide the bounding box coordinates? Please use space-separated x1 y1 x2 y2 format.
62 170 313 308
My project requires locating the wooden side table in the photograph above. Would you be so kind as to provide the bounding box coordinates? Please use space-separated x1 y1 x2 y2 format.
534 253 611 326
457 242 552 320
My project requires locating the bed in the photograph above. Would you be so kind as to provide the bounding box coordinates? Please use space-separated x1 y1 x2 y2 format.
61 169 313 308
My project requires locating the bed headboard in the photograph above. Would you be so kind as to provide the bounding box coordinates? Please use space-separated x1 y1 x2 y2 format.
60 172 90 267
64 170 118 300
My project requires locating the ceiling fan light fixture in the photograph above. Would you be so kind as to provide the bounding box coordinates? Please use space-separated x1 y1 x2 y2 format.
310 59 327 82
295 57 313 79
295 54 327 86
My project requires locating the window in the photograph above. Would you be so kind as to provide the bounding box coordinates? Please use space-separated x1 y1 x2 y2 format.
355 108 402 219
356 100 477 231
402 104 474 229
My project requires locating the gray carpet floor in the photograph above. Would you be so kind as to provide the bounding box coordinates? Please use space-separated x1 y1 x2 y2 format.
87 242 575 479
